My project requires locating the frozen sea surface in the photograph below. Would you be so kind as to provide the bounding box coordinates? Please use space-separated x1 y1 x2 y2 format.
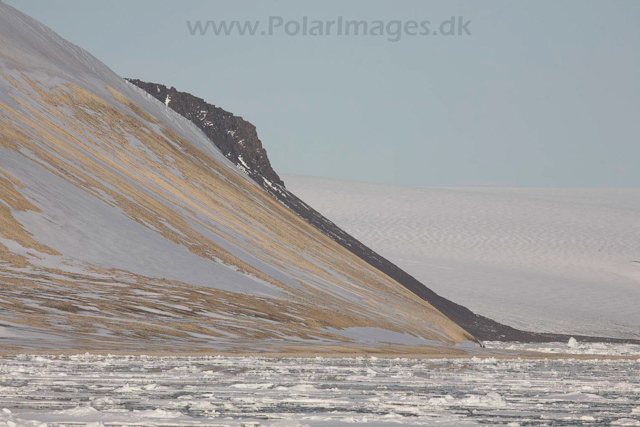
0 354 639 426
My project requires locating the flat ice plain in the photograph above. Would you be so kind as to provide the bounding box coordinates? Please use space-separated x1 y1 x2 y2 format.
0 353 639 426
285 175 640 339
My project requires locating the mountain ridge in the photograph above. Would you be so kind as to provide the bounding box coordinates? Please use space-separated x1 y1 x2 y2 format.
126 79 640 345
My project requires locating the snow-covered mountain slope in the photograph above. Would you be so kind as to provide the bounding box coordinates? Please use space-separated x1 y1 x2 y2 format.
285 175 640 339
125 80 530 343
0 3 475 353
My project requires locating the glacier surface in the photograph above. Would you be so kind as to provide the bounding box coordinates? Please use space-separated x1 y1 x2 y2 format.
285 174 640 339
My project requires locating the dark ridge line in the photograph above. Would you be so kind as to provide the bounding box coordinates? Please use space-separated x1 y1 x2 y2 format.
126 78 640 346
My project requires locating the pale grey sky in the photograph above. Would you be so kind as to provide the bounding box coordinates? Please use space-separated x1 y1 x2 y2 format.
6 0 640 187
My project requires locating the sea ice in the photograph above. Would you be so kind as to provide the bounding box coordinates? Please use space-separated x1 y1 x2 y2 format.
0 354 638 426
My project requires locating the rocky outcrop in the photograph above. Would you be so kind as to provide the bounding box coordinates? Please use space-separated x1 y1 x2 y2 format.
127 78 640 345
126 79 283 189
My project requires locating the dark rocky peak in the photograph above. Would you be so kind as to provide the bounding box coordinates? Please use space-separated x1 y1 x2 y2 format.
126 78 284 189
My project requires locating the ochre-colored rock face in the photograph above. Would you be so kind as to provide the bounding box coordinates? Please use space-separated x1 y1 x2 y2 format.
0 0 475 353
